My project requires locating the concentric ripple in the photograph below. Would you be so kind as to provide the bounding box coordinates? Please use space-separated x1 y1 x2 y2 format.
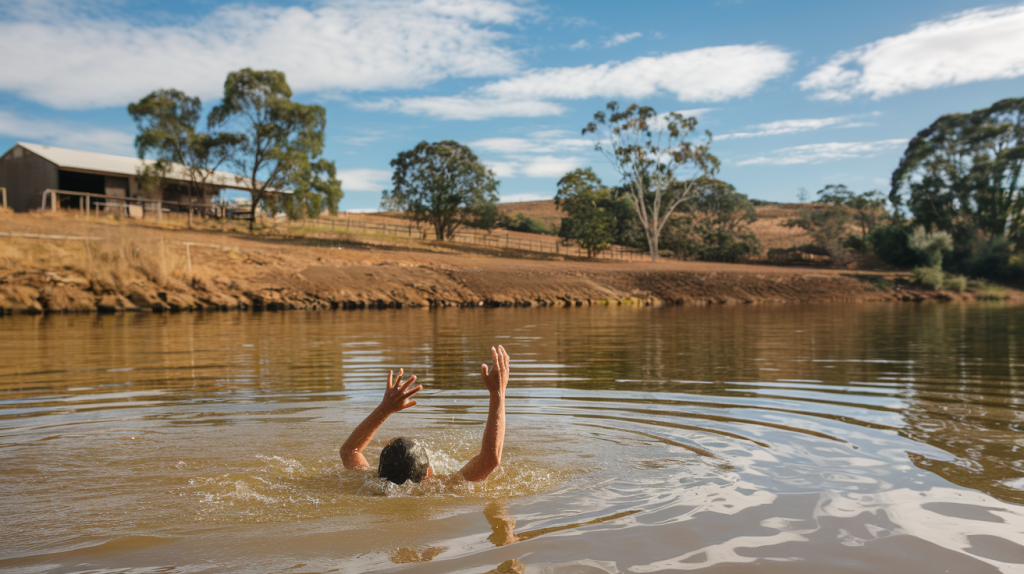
1 304 1022 573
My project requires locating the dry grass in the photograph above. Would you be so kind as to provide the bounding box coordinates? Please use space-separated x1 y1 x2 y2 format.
751 204 811 253
1 223 190 294
498 200 564 231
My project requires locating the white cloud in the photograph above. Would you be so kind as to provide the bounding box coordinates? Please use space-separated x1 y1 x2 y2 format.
562 16 594 28
718 115 874 139
473 132 592 178
520 155 584 178
363 96 565 121
570 39 590 50
471 136 591 154
737 139 908 166
0 111 134 155
480 45 792 102
379 45 791 120
0 0 527 109
335 168 393 192
500 193 550 203
604 32 642 47
485 161 520 178
673 108 715 118
800 5 1024 100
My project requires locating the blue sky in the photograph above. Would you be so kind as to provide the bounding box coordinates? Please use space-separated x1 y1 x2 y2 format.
1 0 1023 211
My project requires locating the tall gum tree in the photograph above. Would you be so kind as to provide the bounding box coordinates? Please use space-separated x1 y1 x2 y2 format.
208 69 341 230
584 101 719 261
128 89 239 228
891 97 1023 248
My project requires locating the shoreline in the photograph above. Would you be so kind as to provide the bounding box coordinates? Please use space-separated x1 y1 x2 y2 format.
1 212 1018 315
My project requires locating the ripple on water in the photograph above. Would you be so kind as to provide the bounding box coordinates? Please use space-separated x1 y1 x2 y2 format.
1 306 1024 573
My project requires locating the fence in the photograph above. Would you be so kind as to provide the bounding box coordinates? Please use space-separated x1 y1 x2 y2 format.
279 213 648 261
40 189 234 221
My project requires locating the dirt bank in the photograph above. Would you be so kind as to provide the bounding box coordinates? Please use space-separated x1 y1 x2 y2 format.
0 211 1014 315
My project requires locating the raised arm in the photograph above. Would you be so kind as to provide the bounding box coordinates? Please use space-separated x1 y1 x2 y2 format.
341 368 421 469
460 346 510 482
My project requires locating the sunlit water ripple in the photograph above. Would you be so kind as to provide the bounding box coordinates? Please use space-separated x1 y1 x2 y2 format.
1 304 1022 573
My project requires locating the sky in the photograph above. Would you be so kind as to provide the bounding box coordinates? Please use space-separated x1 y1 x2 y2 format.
1 0 1023 211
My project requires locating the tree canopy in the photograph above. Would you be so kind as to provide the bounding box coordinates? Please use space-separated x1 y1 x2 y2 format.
554 168 617 257
381 141 499 240
890 97 1023 248
208 69 342 229
786 184 888 257
669 178 760 262
128 88 239 228
583 101 719 260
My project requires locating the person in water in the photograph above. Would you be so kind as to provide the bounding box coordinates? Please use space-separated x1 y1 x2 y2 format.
341 345 510 484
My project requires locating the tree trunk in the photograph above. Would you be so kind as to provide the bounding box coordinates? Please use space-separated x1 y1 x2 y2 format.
187 194 194 230
648 228 659 261
249 199 257 232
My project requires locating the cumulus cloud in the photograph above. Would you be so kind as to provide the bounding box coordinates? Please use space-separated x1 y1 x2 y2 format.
379 45 791 120
519 155 584 177
0 0 527 109
0 111 134 155
472 131 591 178
500 192 550 203
361 96 565 121
718 114 875 140
335 168 393 192
800 5 1024 100
481 45 792 102
604 32 642 47
737 139 908 166
471 136 591 154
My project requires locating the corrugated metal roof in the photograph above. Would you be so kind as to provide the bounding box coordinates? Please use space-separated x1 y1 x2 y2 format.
13 142 280 192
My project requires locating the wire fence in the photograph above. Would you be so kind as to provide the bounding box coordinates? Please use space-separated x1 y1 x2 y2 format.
279 214 649 261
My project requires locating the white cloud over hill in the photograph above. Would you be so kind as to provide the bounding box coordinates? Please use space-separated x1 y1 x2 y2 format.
801 5 1024 100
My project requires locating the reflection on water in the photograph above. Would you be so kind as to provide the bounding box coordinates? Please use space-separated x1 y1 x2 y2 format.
1 304 1023 573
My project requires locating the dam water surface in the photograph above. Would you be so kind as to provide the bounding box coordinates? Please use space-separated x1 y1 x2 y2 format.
1 304 1023 573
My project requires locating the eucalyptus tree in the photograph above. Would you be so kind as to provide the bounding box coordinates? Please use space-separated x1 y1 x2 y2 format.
891 97 1023 248
554 168 617 257
208 69 341 229
583 101 719 260
382 141 499 240
128 89 239 228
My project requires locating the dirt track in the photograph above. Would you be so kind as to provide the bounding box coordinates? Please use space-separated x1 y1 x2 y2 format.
0 211 1004 314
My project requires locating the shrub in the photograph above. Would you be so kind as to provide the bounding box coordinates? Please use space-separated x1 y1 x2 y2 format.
870 225 923 268
944 274 967 293
912 266 945 290
946 236 1024 285
908 227 954 268
500 213 553 235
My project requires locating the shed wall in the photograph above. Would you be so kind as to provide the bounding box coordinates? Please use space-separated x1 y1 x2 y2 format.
0 146 59 212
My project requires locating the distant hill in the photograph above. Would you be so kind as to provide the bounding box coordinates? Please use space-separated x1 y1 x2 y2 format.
497 199 813 255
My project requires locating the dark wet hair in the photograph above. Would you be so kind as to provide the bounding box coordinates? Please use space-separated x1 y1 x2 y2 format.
378 437 431 484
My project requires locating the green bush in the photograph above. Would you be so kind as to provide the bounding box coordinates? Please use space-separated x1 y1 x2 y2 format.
947 237 1024 285
912 266 945 290
500 213 553 235
870 225 924 268
944 274 967 293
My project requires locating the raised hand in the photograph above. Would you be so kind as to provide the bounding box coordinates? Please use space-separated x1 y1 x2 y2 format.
480 345 509 397
378 368 422 415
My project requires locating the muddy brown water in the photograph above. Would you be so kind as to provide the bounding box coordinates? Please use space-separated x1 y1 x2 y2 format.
1 304 1023 573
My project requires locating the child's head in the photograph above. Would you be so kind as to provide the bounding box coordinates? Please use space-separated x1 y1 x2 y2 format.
378 437 431 484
